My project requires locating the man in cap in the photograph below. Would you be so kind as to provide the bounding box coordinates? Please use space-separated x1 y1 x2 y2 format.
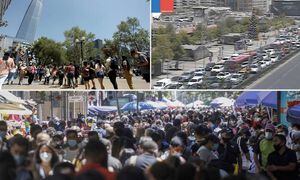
253 123 276 173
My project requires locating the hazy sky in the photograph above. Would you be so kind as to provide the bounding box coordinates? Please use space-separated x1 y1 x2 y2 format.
0 0 150 42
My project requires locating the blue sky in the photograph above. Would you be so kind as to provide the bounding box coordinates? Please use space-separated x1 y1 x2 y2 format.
0 0 150 42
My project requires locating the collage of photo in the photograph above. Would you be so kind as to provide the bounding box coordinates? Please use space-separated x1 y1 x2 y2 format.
0 0 299 180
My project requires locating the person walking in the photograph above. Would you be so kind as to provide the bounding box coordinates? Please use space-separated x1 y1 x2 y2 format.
103 48 118 89
121 56 133 89
0 53 9 89
95 59 105 89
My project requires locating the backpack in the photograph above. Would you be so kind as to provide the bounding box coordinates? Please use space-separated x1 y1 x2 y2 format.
110 57 119 71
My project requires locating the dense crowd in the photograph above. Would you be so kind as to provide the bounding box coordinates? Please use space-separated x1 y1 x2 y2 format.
0 106 299 180
0 48 150 89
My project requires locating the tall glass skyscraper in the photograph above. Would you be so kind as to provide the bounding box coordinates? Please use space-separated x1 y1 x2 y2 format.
16 0 44 43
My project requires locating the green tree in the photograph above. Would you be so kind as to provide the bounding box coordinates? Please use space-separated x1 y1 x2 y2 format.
63 26 96 64
113 17 149 53
152 34 174 63
32 37 66 65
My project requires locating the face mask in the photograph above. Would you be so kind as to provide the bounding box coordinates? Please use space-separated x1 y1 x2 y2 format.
40 152 52 163
212 143 219 151
0 131 6 138
273 144 282 151
265 132 273 140
67 140 77 147
14 155 25 166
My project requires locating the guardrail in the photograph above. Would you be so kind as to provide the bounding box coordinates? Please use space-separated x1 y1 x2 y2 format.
234 48 300 89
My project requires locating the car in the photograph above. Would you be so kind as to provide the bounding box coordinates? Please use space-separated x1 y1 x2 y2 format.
211 65 224 73
250 64 261 73
263 59 272 66
193 72 205 78
241 61 249 68
231 54 239 58
220 57 231 63
171 76 184 82
195 67 206 73
205 62 216 71
163 82 183 89
216 72 232 80
270 55 279 63
265 49 275 56
153 79 172 90
230 73 244 84
259 61 267 69
187 76 203 85
179 71 194 82
261 53 269 60
296 42 300 48
244 39 253 46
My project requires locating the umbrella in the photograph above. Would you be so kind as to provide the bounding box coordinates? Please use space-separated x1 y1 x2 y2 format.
121 101 156 111
147 101 168 110
123 94 137 100
211 97 234 107
287 104 300 125
235 91 272 107
235 91 277 109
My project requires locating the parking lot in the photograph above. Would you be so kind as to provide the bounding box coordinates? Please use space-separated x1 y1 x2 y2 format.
152 28 300 89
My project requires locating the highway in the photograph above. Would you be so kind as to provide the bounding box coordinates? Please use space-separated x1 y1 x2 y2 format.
247 51 300 89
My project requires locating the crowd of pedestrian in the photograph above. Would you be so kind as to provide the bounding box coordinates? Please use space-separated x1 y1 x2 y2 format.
0 105 299 180
0 48 150 90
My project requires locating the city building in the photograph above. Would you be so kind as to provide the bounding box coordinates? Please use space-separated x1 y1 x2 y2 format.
16 0 44 43
0 0 12 26
271 0 300 16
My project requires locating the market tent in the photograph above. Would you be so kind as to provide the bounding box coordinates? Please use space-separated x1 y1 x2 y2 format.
121 101 156 111
287 104 300 125
235 91 272 106
0 92 32 116
88 106 117 114
146 101 168 110
186 100 205 108
261 92 277 109
211 97 234 107
235 91 277 109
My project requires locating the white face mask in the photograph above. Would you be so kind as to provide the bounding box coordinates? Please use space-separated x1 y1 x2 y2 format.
265 132 273 140
40 152 52 163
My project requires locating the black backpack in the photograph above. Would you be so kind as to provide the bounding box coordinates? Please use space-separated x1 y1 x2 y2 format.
110 57 119 70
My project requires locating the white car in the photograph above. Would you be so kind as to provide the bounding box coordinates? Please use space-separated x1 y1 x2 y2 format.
241 61 249 68
259 61 267 69
153 79 172 90
231 54 239 58
211 65 224 73
230 73 244 84
270 55 279 63
262 53 269 60
265 49 275 56
263 59 272 66
216 72 232 80
250 64 261 73
187 76 203 85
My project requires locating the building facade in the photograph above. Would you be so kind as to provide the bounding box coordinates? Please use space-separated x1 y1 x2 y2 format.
16 0 44 43
0 0 11 26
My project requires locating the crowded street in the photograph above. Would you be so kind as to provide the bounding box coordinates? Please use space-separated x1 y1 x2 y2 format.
0 91 299 180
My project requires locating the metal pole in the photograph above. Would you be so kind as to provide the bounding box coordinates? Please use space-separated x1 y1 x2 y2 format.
50 92 53 119
80 41 84 64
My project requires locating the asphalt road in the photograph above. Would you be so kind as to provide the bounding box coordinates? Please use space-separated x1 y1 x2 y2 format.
247 51 300 89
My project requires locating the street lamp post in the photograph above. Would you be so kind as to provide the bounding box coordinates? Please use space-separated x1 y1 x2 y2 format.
75 37 86 64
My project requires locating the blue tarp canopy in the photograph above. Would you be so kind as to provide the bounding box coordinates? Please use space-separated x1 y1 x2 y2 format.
287 104 300 125
121 101 156 111
88 106 117 115
235 91 277 108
